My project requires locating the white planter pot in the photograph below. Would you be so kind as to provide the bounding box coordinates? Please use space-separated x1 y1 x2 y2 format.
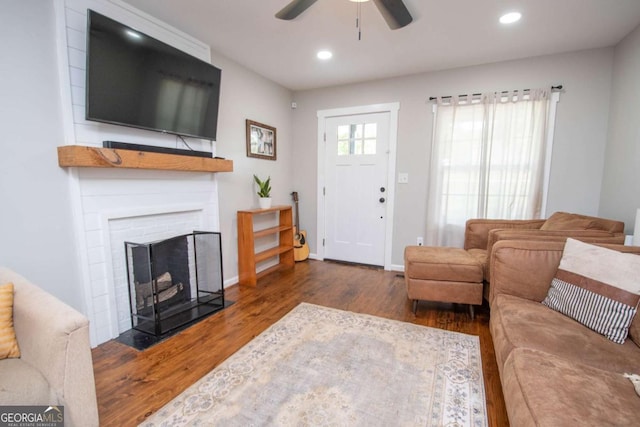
258 197 272 209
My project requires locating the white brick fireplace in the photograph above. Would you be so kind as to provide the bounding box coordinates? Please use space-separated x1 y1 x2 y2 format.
76 169 220 345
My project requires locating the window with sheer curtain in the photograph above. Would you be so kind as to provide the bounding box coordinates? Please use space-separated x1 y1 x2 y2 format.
425 88 559 247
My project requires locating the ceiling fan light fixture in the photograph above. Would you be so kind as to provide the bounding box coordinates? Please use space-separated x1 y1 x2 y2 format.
317 50 333 60
499 12 522 24
276 0 412 30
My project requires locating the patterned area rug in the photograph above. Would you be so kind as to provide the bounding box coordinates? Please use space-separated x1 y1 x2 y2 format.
141 303 487 426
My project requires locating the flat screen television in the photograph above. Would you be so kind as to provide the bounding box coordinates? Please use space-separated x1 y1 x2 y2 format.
85 10 222 141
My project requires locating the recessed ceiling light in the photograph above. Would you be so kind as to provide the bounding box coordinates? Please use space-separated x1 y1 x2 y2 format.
317 50 333 60
499 12 522 24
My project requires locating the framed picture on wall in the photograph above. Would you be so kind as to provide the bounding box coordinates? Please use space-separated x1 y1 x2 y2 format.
246 120 277 160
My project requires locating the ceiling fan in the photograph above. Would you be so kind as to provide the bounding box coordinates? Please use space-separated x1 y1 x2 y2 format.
276 0 413 30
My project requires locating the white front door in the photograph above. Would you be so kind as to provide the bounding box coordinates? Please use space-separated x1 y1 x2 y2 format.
323 112 390 266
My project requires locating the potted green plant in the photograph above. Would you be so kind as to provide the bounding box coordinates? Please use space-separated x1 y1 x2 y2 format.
253 175 272 209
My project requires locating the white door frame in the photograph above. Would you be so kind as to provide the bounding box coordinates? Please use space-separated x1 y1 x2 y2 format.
317 102 399 270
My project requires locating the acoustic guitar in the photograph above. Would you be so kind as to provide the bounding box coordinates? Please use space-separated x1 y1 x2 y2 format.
291 191 310 262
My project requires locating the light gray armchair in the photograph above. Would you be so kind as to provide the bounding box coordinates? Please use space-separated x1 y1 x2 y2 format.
0 267 99 427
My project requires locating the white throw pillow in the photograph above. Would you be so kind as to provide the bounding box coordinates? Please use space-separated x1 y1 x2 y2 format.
542 239 640 344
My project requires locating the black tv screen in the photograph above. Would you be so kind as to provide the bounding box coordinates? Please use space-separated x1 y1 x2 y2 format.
86 10 221 141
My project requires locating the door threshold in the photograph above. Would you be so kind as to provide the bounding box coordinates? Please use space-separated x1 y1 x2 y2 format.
323 258 383 270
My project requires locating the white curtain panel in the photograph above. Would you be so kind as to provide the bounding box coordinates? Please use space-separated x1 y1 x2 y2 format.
426 89 550 247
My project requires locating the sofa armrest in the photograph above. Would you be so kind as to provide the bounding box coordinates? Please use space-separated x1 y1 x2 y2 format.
464 219 545 250
1 268 99 427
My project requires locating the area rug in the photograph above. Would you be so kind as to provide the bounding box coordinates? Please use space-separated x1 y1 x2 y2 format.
140 303 487 426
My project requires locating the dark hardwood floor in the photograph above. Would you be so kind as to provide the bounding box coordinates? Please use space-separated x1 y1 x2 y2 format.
92 259 509 426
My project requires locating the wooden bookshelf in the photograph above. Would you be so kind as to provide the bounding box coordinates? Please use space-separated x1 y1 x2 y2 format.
237 206 294 286
57 145 233 173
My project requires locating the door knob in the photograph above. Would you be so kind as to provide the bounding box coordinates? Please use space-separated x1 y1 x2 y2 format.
380 187 386 192
379 197 385 203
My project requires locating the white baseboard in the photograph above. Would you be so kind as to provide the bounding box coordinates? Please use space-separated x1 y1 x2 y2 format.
224 276 239 288
390 264 404 272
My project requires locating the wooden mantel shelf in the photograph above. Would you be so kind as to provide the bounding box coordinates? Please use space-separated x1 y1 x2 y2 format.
57 145 233 173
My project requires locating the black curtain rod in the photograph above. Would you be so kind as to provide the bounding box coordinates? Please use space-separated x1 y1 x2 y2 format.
428 85 563 101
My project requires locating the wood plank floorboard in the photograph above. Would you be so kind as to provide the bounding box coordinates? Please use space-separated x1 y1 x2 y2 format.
92 259 509 426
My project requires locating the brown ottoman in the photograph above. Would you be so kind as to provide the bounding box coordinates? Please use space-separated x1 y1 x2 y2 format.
404 246 483 318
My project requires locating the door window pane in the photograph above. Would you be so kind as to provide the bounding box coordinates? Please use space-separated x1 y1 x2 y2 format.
337 123 377 155
363 140 376 154
364 123 377 138
337 140 350 156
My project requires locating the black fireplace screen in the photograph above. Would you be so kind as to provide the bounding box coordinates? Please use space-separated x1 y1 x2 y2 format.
124 231 224 336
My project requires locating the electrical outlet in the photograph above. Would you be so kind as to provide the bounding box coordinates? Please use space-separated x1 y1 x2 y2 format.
417 237 424 246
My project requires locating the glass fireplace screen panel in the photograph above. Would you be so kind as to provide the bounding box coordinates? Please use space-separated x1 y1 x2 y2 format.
195 231 223 298
124 231 223 322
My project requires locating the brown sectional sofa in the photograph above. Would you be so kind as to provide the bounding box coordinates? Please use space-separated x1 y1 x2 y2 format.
489 240 640 426
464 212 626 299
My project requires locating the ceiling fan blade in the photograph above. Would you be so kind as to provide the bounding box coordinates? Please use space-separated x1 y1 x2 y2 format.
275 0 318 20
372 0 413 29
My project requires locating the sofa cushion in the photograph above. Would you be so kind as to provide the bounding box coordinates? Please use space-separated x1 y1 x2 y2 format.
542 239 640 344
502 348 640 426
540 211 599 230
0 283 20 359
491 294 640 374
466 248 487 273
540 211 624 233
0 359 56 405
404 246 482 282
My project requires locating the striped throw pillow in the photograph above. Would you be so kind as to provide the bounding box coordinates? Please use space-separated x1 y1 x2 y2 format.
0 282 20 359
542 239 640 344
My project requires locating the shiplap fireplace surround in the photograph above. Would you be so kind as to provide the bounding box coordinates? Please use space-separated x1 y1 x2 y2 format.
56 0 231 346
70 169 227 347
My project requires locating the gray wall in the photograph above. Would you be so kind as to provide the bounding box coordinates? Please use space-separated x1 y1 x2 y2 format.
599 24 640 234
0 1 84 310
292 48 615 267
212 52 293 281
